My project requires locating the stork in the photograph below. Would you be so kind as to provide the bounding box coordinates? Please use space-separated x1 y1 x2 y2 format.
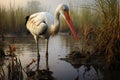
25 4 78 70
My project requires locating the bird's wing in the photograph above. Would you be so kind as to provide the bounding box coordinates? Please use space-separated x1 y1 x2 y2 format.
26 12 54 35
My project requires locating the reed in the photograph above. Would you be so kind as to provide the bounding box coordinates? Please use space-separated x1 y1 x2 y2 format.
0 6 28 35
0 0 42 35
95 0 120 69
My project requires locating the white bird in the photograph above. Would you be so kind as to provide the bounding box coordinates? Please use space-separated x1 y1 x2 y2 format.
25 4 78 69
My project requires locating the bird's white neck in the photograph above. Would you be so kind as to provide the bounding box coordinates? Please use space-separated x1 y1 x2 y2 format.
54 11 60 29
51 10 60 35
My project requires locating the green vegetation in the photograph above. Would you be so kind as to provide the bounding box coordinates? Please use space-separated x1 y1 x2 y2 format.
0 0 41 35
0 6 26 35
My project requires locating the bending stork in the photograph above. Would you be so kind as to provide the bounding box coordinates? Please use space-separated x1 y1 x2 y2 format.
25 4 78 69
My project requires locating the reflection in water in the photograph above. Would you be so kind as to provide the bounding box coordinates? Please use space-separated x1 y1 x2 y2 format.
15 35 79 80
72 64 103 80
24 51 54 80
2 35 103 80
74 69 79 80
2 35 119 80
79 65 103 80
67 57 103 80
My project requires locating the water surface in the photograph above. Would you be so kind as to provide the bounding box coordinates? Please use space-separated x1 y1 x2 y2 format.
3 34 120 80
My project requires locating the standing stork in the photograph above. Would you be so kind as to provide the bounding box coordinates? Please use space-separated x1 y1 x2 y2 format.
25 4 78 70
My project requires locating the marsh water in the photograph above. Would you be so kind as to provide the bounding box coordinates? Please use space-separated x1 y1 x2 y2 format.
1 34 120 80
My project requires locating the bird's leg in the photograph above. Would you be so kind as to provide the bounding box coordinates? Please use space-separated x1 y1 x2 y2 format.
36 38 40 58
34 35 40 70
36 39 40 70
46 50 49 70
46 39 49 56
46 39 49 70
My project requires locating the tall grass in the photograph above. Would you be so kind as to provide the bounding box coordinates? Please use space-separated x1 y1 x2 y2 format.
0 6 7 35
95 0 120 69
0 6 27 35
0 0 42 36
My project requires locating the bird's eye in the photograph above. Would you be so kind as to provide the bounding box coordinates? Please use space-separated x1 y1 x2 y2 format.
63 7 66 11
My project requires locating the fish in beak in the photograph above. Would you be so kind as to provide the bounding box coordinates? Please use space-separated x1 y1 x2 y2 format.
64 11 78 41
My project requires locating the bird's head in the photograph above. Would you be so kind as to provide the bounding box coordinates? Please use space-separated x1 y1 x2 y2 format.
56 4 78 41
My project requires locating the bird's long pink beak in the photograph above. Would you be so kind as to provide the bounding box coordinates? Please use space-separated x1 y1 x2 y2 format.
64 12 78 41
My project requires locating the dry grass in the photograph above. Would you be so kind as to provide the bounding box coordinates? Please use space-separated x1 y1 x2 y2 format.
95 0 120 69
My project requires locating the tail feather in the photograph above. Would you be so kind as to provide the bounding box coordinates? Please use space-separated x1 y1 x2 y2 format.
25 16 30 25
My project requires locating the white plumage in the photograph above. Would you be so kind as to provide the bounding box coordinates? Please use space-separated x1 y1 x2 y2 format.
26 12 54 39
25 4 78 70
